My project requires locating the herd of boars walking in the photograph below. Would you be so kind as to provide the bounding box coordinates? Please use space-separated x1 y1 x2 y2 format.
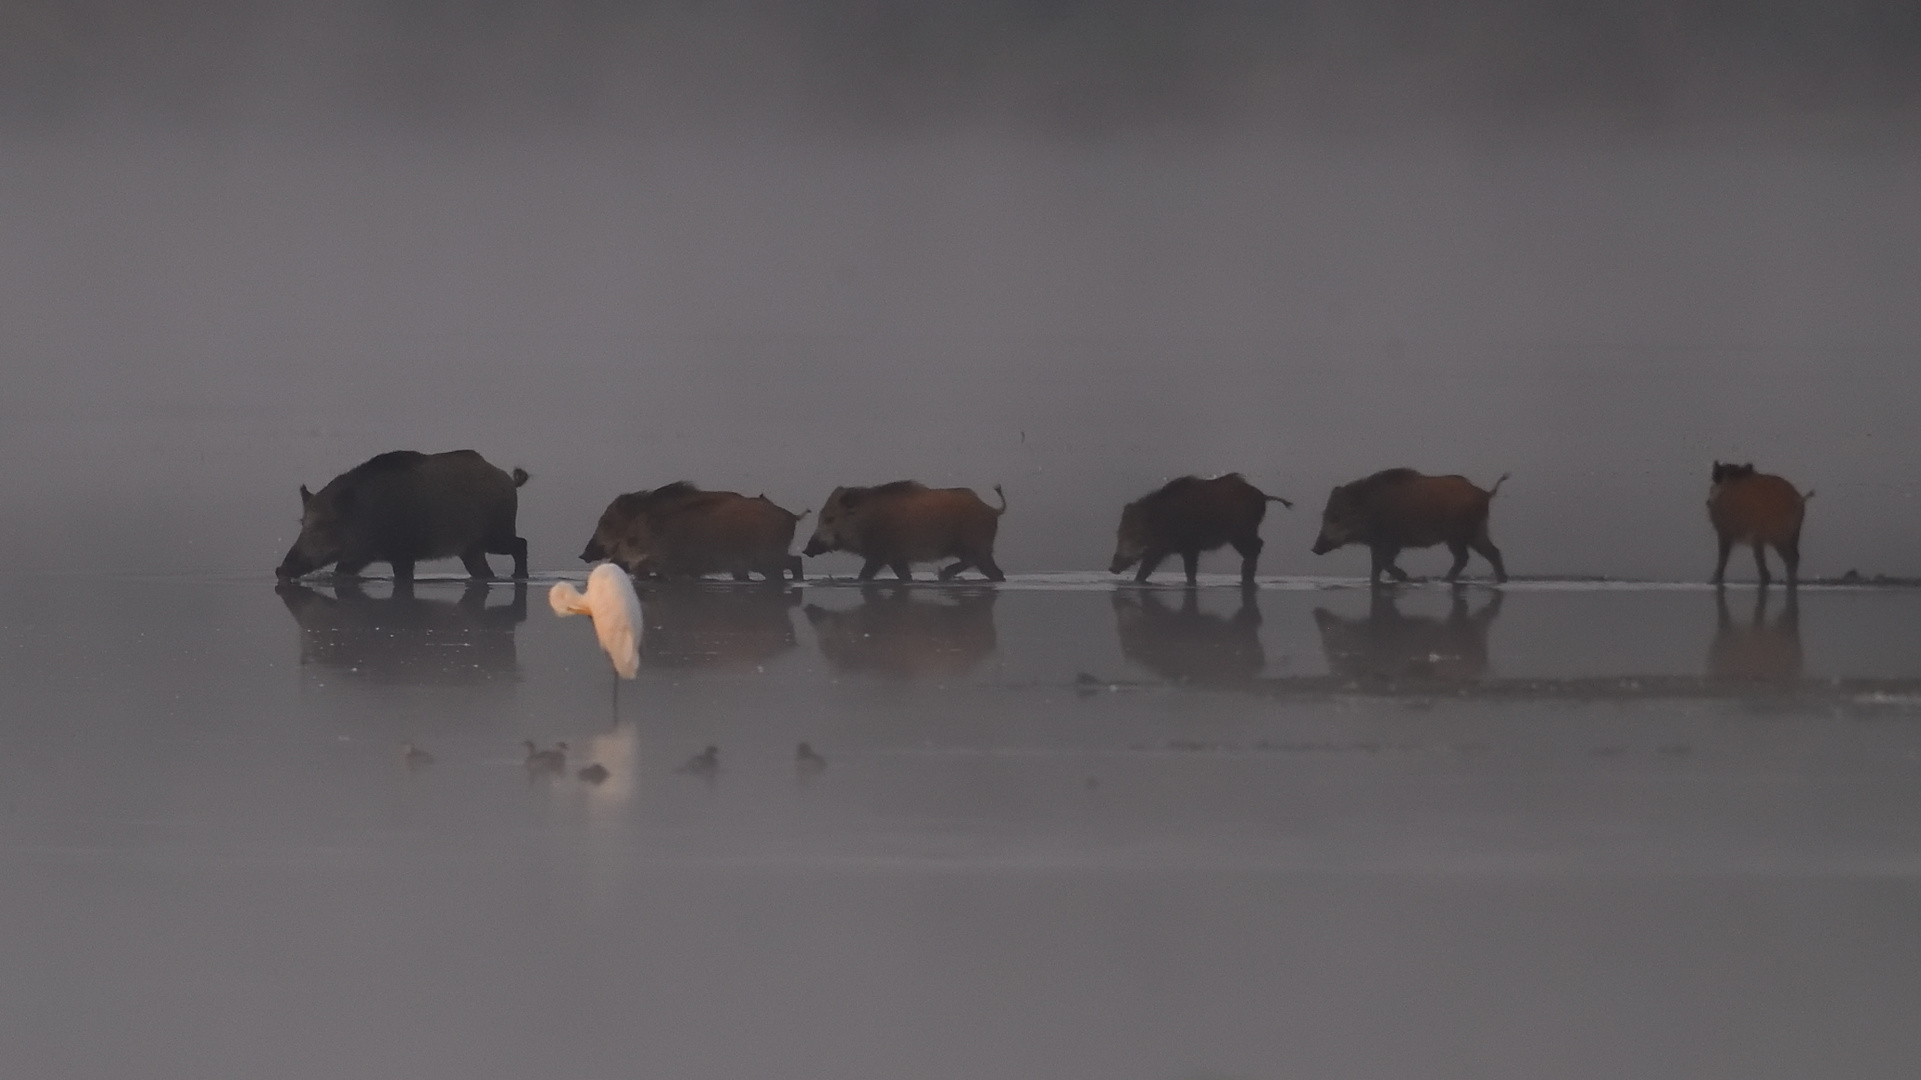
274 449 1816 589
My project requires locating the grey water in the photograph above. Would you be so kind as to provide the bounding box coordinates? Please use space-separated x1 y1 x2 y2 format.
2 571 1919 1079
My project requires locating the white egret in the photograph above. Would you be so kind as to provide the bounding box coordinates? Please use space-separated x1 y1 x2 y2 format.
549 563 642 680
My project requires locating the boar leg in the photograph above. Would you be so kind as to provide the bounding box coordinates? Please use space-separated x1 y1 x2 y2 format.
1751 543 1772 586
1711 534 1734 586
334 556 372 579
786 555 805 582
1444 541 1471 581
389 559 416 583
974 554 1006 583
1231 535 1263 585
857 558 885 581
1134 551 1167 584
937 560 967 580
890 562 913 582
1181 551 1201 586
732 571 751 582
460 550 495 580
506 537 529 579
1472 539 1508 583
1370 545 1408 584
1779 538 1800 588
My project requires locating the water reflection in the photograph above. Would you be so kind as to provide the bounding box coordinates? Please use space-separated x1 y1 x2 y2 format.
638 584 800 669
1313 588 1503 684
1111 588 1265 686
276 579 526 684
1708 588 1803 685
803 586 998 679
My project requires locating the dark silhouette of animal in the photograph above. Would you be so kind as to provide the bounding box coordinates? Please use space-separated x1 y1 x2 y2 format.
275 578 527 685
1111 588 1265 686
1312 589 1503 683
1109 473 1291 586
1310 469 1509 584
677 746 720 778
581 483 805 582
635 584 800 669
802 481 1007 581
1707 587 1801 685
1707 462 1811 587
277 450 529 581
803 585 999 679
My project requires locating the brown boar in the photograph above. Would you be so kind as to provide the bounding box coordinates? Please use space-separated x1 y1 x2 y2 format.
1312 589 1502 684
1707 462 1811 587
277 450 529 582
581 482 805 582
1310 469 1509 584
803 585 998 679
801 481 1007 581
1108 473 1291 586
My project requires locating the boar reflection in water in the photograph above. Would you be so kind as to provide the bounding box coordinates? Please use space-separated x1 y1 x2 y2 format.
1111 589 1265 686
1313 589 1502 683
276 579 527 683
1708 588 1802 685
637 585 801 669
803 587 998 678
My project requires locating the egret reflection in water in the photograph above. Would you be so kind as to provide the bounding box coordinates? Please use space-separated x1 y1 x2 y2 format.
803 585 998 679
1313 587 1503 684
276 578 527 685
1708 588 1803 686
1111 587 1265 686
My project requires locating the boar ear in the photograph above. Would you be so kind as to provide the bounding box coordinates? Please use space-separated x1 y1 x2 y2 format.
299 484 312 507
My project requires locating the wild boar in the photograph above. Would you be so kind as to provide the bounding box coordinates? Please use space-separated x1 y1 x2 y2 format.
1310 468 1509 584
803 585 999 678
1313 589 1502 683
801 481 1007 581
1707 462 1811 587
276 450 529 582
1108 473 1292 586
580 482 805 582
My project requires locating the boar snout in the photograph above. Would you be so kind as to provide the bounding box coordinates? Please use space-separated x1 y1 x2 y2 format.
802 537 830 557
580 540 605 563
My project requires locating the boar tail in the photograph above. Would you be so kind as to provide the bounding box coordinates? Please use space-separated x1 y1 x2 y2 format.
793 508 813 523
1487 473 1510 497
1264 494 1294 509
1802 488 1816 502
512 467 531 488
992 484 1008 514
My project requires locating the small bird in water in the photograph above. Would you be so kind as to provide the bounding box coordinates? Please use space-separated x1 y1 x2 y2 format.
576 762 610 785
795 742 827 776
677 745 719 779
400 741 434 768
523 740 568 775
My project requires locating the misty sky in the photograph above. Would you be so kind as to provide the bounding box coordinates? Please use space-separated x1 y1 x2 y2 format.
2 1 1918 579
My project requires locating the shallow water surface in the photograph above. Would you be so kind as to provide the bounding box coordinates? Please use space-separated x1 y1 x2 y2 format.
2 572 1919 1079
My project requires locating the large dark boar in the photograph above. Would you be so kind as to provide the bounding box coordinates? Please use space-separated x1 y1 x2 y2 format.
1310 469 1509 584
580 483 805 582
1108 473 1292 586
801 481 1007 581
1707 462 1811 587
277 450 529 582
